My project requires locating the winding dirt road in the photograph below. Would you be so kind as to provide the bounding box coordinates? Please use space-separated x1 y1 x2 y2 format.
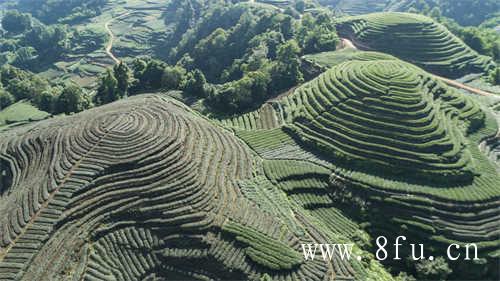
432 75 495 96
340 38 496 97
104 12 131 64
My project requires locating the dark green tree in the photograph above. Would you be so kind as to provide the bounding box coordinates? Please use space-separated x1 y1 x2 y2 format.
295 0 306 13
1 10 32 34
55 83 90 114
183 69 207 97
0 40 17 52
177 54 195 71
12 47 38 69
490 67 500 85
33 90 56 112
113 62 132 97
17 0 107 24
271 39 303 91
5 74 49 100
95 69 119 105
141 60 167 90
462 28 487 54
161 65 187 90
415 257 452 281
0 89 15 109
23 24 69 61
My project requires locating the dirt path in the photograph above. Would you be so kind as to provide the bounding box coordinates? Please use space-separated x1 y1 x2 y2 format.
104 12 131 64
432 75 495 96
340 38 496 97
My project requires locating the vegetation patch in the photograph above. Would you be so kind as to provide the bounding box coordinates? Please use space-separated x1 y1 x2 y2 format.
0 100 49 129
337 12 495 78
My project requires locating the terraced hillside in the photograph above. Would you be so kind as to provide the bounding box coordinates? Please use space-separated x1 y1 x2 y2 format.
331 0 390 16
236 58 500 279
0 95 392 281
337 12 495 78
287 59 483 182
303 49 397 69
38 0 170 87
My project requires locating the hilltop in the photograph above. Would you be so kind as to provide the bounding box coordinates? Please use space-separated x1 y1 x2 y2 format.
0 94 392 281
228 56 500 278
337 12 495 78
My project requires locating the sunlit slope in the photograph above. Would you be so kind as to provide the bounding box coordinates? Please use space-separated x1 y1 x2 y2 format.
337 12 495 78
0 95 392 281
235 58 499 278
285 59 483 183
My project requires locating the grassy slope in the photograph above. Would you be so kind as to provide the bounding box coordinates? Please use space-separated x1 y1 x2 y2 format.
303 49 396 68
0 100 50 130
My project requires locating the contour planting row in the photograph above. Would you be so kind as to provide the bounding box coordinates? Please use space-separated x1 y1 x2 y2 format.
264 57 498 263
337 12 494 78
334 0 389 16
220 103 281 131
224 56 499 279
263 160 360 239
281 59 482 183
0 95 342 281
237 128 332 165
303 49 398 70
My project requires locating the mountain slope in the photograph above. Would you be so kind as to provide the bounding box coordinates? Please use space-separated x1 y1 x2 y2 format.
235 57 500 279
0 94 392 281
337 12 495 78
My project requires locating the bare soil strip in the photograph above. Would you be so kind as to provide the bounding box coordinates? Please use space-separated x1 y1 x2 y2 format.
104 12 131 64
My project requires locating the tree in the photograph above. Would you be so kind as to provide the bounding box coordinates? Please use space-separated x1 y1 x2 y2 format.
295 0 306 13
284 7 300 20
208 69 272 113
192 28 229 80
6 75 49 101
23 24 69 61
278 15 294 39
183 69 207 97
55 83 90 114
0 89 14 109
95 69 119 105
415 257 452 281
0 40 16 52
12 47 38 69
490 67 500 85
177 54 195 71
296 11 338 54
33 90 56 112
141 59 166 90
16 0 107 24
462 28 487 54
161 65 187 90
271 39 303 92
113 62 132 97
395 272 417 281
1 65 52 104
1 10 32 34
